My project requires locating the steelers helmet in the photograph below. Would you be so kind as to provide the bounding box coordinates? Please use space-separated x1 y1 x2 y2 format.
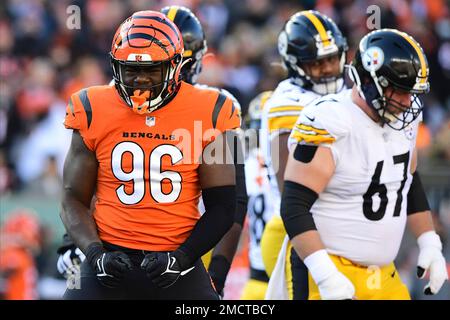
278 10 348 95
161 6 207 84
110 11 184 114
348 28 429 130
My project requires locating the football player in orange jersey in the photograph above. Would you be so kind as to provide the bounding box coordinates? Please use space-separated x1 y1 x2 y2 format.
61 11 240 299
57 6 247 298
160 5 247 298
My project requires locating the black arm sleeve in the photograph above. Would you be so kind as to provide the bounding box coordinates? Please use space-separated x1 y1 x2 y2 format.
206 135 245 294
234 163 248 226
231 130 247 226
280 180 318 239
178 185 236 263
407 171 430 215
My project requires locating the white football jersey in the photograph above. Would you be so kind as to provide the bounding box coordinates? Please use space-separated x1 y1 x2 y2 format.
245 148 275 271
289 90 421 266
260 79 334 216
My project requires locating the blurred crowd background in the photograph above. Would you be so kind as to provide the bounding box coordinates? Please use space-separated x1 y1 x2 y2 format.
0 0 449 299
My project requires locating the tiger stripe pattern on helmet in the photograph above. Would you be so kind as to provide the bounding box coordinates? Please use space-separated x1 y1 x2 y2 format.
111 11 183 62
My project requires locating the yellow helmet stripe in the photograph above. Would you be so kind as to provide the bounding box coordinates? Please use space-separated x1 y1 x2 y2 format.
301 11 330 47
397 31 427 83
166 6 179 22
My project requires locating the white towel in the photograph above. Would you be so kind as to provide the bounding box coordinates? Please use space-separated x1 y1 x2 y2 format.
264 235 290 300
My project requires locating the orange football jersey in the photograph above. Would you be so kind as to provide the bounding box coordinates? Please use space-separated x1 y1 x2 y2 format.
64 82 240 251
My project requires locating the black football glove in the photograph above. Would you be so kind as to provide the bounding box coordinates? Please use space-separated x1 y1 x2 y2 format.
140 249 195 289
85 243 133 288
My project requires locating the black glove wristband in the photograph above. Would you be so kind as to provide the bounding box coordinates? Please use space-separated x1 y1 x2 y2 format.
173 248 194 270
85 242 105 268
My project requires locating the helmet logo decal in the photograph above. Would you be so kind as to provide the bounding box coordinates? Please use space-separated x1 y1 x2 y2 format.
127 53 152 61
362 46 384 72
413 67 429 92
314 31 338 56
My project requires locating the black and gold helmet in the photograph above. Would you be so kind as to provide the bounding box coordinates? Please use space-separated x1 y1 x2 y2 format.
348 28 429 130
278 10 348 95
161 6 207 84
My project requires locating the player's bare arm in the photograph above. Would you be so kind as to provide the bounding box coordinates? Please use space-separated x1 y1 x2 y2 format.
271 132 290 193
208 130 248 295
183 131 236 257
281 144 355 299
406 148 448 294
61 130 99 253
282 145 334 259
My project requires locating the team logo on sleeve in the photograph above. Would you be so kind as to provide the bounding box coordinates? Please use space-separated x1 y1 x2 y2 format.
362 47 384 72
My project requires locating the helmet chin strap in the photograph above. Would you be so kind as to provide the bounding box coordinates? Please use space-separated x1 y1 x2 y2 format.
348 65 405 126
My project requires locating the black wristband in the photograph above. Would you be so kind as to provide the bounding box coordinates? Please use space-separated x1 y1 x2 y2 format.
281 180 318 239
172 248 194 270
85 242 105 268
208 255 231 293
407 171 430 215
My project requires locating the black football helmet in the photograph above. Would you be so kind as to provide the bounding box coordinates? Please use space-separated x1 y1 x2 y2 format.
348 28 429 130
161 6 207 84
278 10 348 95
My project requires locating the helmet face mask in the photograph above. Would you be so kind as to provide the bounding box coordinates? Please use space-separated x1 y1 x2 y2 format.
179 45 207 83
376 87 424 130
349 28 429 130
278 10 348 95
110 11 184 114
111 55 182 114
299 53 346 95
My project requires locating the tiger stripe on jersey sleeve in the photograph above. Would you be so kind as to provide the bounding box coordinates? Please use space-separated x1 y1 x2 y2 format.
267 105 304 133
77 89 93 129
64 89 96 150
290 122 336 144
212 93 228 129
218 96 241 132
